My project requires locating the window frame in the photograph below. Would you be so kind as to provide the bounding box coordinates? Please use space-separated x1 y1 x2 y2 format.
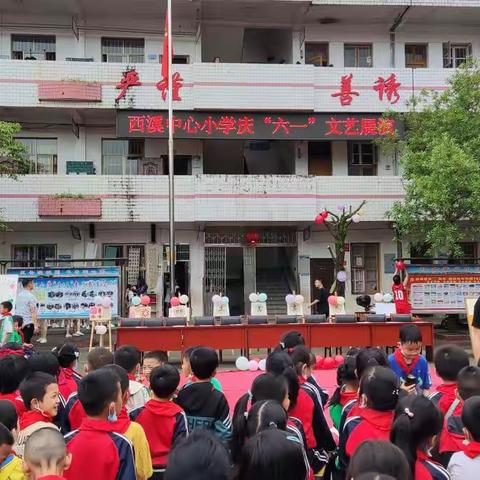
101 138 145 175
11 34 56 61
344 43 373 68
305 42 329 67
12 244 57 267
405 43 428 68
101 37 145 63
17 137 58 174
351 243 380 295
348 142 378 176
443 43 472 68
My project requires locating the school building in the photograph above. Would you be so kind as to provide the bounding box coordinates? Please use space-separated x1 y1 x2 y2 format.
0 0 479 316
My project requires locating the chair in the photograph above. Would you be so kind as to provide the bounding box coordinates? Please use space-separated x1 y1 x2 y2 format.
119 318 142 327
220 316 242 326
366 314 387 323
335 314 357 324
165 317 187 327
193 316 215 326
144 318 164 327
276 315 299 325
390 314 413 322
248 316 268 325
304 314 327 324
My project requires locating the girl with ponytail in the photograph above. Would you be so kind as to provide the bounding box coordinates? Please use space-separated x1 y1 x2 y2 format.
391 395 449 480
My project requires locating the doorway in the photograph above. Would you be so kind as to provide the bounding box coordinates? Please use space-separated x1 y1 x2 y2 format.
308 142 332 176
310 258 335 299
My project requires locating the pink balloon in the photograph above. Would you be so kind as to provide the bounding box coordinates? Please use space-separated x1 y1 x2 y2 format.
323 357 336 370
248 360 259 371
315 355 324 370
334 355 344 366
315 215 325 225
328 295 338 306
170 297 180 307
140 295 151 306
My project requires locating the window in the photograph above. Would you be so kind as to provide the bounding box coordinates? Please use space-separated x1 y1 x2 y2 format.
163 244 190 262
17 138 57 174
102 139 144 175
344 44 372 67
351 243 379 294
104 244 145 285
159 54 190 64
448 243 477 265
11 35 56 60
12 244 56 267
305 43 329 66
162 155 192 175
443 43 472 68
348 142 377 176
405 44 427 68
101 38 144 63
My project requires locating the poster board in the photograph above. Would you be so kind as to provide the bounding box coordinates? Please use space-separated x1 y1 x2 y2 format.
374 303 397 316
169 305 189 319
213 303 230 317
0 275 18 313
287 303 304 316
251 302 267 316
407 265 480 314
465 297 480 362
7 267 120 319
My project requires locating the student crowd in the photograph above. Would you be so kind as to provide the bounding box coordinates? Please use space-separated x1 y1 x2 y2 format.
0 324 477 480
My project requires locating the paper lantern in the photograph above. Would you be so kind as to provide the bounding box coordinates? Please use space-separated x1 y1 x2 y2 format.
179 294 189 305
94 295 103 306
140 295 150 306
323 357 336 369
285 294 295 304
221 296 229 305
248 360 259 371
383 293 393 303
336 296 345 306
315 214 325 225
395 260 406 271
258 293 268 303
373 292 384 303
95 325 107 335
328 295 338 306
249 293 259 303
334 355 345 366
102 296 112 308
337 270 348 283
321 210 329 219
170 297 180 307
235 356 249 371
258 359 267 371
212 295 221 304
295 295 304 304
352 214 361 223
131 296 141 306
315 355 324 370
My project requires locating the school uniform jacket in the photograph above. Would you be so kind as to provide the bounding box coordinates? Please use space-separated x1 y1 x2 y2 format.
306 375 329 407
0 391 26 418
175 381 231 441
130 399 188 466
415 450 451 480
429 384 461 417
64 417 136 480
438 400 465 467
57 368 82 403
62 394 86 434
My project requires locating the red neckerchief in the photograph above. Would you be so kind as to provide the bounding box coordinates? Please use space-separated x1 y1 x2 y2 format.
0 349 23 359
359 408 394 431
394 348 421 376
416 449 431 462
435 383 458 415
19 410 53 430
127 373 136 382
112 406 131 434
340 389 358 407
463 440 480 459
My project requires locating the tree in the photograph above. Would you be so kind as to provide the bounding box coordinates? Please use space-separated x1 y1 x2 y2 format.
387 63 480 257
0 121 29 177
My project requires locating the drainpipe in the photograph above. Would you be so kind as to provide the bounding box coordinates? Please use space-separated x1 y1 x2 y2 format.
389 6 411 68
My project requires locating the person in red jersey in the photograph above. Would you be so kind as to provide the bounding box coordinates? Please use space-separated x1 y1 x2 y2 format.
392 267 411 314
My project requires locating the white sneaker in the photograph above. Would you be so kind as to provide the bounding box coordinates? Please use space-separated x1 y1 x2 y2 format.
73 331 84 337
37 338 47 344
65 333 73 338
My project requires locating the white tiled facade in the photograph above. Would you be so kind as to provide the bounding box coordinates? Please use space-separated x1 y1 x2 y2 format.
0 0 478 314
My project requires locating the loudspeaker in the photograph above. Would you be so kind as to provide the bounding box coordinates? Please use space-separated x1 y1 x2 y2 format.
150 224 156 243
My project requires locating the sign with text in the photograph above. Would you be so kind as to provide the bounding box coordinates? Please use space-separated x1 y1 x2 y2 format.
117 111 400 140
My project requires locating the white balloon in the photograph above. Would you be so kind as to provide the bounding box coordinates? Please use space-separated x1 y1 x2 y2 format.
352 214 361 223
295 295 304 304
373 292 384 303
95 325 107 335
179 294 189 305
383 293 393 303
248 360 259 371
235 356 250 371
258 359 267 371
249 293 259 303
221 296 229 305
212 295 221 304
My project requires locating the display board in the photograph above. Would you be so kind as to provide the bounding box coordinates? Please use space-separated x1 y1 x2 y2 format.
7 267 120 319
407 265 480 313
0 275 18 312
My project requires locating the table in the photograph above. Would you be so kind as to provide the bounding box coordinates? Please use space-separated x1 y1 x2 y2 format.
116 321 434 359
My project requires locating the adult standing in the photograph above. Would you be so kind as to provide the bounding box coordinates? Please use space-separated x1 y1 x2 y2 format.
470 296 480 362
15 278 40 343
136 276 148 296
309 279 329 316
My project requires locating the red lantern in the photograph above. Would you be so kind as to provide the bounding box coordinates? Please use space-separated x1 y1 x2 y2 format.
245 231 261 246
315 214 325 225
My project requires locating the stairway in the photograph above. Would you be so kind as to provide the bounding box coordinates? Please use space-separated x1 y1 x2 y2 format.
256 270 291 316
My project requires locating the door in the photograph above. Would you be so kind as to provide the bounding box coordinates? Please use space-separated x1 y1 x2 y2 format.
308 142 332 176
243 247 256 315
310 258 335 297
204 246 227 315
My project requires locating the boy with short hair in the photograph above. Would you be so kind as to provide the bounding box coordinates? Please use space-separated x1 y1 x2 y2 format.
16 373 60 457
388 324 431 394
9 317 24 347
114 346 150 413
0 357 28 418
142 351 168 387
439 365 480 467
131 364 188 467
0 303 14 347
64 369 136 480
102 365 152 480
24 427 71 480
85 347 114 374
181 346 222 392
448 396 480 479
176 347 231 441
430 345 470 416
0 422 24 480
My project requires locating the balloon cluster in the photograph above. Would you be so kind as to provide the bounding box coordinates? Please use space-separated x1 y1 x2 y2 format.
131 295 151 307
212 295 229 305
235 356 267 372
314 210 329 225
373 292 393 303
171 295 189 307
249 293 268 303
285 294 304 304
315 354 344 370
94 295 113 308
327 295 345 307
